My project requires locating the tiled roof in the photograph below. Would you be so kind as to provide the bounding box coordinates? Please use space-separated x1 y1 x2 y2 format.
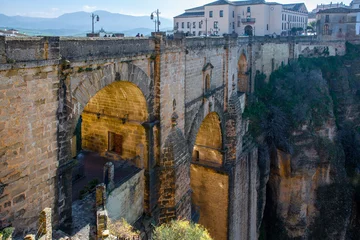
205 0 234 6
185 6 205 11
283 3 304 11
232 0 277 6
174 11 205 18
317 7 360 14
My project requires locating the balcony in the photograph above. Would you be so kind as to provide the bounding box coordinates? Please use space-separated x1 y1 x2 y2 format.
241 18 256 24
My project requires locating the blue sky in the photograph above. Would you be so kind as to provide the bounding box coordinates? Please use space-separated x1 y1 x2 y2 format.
0 0 353 19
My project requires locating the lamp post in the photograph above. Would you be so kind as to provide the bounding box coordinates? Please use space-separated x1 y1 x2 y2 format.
150 9 161 32
91 13 100 34
200 19 208 36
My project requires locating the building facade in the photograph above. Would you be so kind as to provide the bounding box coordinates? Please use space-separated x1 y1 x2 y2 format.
316 6 360 40
174 0 308 36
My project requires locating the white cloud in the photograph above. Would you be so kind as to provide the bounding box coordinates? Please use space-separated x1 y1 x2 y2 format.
83 5 97 12
51 8 59 12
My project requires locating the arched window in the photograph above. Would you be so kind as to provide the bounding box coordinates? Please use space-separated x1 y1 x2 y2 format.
205 74 211 92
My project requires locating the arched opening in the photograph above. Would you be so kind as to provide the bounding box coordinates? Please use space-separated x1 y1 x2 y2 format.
238 53 249 93
72 81 148 201
190 112 228 240
244 25 253 36
205 74 211 93
192 112 223 166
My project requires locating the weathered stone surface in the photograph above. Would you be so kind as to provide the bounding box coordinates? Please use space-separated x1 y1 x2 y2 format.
0 34 347 239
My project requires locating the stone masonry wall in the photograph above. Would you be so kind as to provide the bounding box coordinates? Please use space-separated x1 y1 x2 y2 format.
0 34 350 238
0 63 59 234
191 164 229 240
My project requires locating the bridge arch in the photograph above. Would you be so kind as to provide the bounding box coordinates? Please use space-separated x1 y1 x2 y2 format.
238 53 249 93
69 62 153 134
192 112 223 165
57 62 153 224
187 99 225 154
190 110 229 240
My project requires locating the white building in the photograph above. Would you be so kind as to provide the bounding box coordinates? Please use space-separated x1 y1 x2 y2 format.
174 0 308 36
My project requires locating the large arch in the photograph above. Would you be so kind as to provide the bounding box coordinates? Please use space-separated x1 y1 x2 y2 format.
190 112 228 240
69 62 153 135
80 81 148 162
238 53 249 93
56 62 153 226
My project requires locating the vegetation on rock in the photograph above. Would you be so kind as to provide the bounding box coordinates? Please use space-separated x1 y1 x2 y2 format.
248 42 360 239
152 220 212 240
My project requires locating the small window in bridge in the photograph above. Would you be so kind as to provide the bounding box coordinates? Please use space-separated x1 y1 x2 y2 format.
205 74 211 93
108 132 123 155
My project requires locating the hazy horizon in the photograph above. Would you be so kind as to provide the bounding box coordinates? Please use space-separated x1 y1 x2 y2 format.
0 0 354 19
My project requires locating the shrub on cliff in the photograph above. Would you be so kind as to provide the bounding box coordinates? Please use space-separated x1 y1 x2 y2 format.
153 220 212 240
108 218 140 239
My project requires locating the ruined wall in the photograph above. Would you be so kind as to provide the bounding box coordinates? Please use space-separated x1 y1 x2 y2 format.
191 164 229 240
106 169 144 224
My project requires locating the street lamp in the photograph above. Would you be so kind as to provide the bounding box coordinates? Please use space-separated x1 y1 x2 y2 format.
91 13 100 34
150 9 161 32
200 19 208 36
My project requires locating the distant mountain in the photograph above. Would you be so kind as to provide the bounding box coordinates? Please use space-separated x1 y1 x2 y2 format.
0 11 173 36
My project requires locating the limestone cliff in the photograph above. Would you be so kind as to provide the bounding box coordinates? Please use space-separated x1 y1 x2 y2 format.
247 43 360 239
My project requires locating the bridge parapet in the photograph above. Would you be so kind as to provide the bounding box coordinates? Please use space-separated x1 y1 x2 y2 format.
1 36 60 63
60 37 155 61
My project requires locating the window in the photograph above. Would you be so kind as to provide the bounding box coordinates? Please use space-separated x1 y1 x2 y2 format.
182 22 184 28
323 24 330 35
238 20 241 27
193 31 196 36
247 7 251 13
267 24 269 30
285 14 286 21
220 10 224 17
214 21 218 29
325 15 329 23
193 22 196 28
187 22 190 28
209 11 213 18
233 11 235 18
339 28 342 33
194 150 200 161
233 22 235 29
108 132 123 155
205 74 211 92
176 22 179 29
199 21 202 28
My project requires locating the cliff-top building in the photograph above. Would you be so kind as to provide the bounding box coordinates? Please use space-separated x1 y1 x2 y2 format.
174 0 308 36
316 0 360 40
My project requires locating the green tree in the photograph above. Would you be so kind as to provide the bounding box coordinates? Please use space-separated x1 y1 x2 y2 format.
153 220 212 240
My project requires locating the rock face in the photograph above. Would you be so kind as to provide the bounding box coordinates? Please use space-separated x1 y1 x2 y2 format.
250 46 360 239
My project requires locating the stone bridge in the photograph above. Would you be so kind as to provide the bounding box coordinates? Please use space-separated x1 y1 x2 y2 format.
0 34 345 239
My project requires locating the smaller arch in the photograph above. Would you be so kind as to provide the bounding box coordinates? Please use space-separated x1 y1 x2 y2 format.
205 74 211 93
238 53 249 93
244 25 253 36
192 112 223 166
